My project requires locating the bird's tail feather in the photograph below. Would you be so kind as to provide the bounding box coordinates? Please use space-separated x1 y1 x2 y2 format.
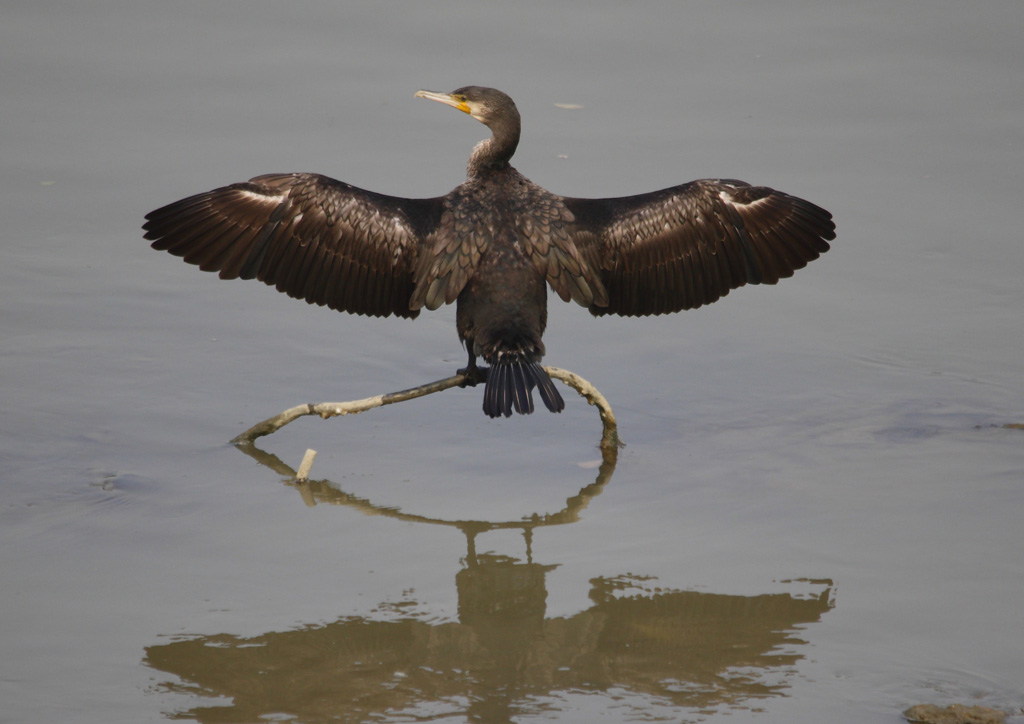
483 356 564 418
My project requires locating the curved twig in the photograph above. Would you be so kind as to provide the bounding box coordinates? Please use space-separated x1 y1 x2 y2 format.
543 366 619 451
230 366 620 451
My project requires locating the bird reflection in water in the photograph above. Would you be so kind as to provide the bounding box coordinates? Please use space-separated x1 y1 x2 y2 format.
144 444 834 722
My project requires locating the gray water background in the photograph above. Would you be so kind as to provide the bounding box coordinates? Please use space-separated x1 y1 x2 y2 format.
2 2 1022 722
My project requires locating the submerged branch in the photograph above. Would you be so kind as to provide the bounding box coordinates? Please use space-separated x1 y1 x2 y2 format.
230 366 619 451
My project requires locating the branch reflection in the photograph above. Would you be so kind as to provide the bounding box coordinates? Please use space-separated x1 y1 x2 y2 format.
235 438 618 534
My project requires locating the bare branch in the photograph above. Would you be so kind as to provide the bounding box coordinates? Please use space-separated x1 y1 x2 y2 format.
230 367 620 451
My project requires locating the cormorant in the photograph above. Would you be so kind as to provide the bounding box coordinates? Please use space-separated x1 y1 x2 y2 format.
143 86 835 418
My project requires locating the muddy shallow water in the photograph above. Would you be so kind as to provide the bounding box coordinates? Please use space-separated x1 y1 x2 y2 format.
2 3 1023 722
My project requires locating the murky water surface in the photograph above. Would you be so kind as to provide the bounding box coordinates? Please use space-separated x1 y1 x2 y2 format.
2 3 1022 722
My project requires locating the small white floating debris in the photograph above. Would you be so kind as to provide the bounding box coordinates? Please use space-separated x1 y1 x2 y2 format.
295 448 317 482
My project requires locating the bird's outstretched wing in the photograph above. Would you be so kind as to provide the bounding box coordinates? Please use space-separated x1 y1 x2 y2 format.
563 179 835 317
143 173 445 319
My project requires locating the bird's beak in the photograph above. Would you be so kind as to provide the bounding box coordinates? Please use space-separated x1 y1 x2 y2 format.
415 89 471 115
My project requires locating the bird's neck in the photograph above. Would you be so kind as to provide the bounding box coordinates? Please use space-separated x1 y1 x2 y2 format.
467 118 520 174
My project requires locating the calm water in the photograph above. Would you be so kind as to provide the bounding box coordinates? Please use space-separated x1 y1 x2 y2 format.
2 2 1022 723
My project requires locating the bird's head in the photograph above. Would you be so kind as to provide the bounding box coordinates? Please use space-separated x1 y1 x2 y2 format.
415 86 518 128
415 86 521 169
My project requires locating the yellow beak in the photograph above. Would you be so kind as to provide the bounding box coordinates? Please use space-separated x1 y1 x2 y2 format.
414 89 471 115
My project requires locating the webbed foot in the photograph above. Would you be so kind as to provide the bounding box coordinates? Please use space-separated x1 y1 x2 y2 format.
457 361 489 388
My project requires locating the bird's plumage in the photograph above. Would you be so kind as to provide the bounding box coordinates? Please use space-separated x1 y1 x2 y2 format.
144 86 834 418
563 179 834 316
146 173 443 319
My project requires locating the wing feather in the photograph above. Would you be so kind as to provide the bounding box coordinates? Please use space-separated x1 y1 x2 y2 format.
143 172 444 319
563 179 834 316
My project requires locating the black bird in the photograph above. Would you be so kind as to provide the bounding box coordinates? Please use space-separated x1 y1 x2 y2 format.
143 86 834 418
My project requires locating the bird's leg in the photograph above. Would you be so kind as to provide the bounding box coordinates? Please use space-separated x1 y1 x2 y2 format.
457 350 489 387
